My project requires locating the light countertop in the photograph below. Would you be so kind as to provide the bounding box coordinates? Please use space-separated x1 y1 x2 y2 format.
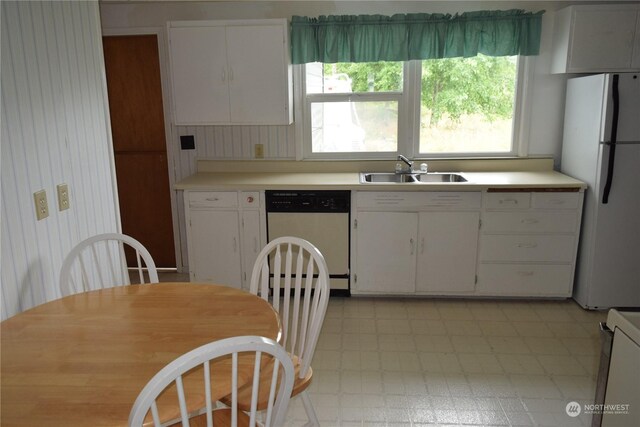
175 170 586 191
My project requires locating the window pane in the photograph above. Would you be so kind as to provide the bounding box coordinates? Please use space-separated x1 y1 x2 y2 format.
311 101 398 153
306 62 403 94
419 55 517 154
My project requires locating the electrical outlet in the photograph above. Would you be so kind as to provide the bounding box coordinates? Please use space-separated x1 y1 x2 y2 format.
57 183 70 211
33 190 49 221
254 144 264 159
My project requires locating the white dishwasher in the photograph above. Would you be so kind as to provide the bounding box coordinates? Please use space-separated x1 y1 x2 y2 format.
265 190 350 295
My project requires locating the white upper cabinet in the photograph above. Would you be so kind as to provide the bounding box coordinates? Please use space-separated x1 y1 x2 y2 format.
168 19 293 125
169 26 229 124
551 4 640 74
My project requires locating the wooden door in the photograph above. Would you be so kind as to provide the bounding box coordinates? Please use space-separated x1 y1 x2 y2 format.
103 35 176 267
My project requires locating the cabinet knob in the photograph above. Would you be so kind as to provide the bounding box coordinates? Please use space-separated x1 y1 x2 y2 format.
517 243 538 249
517 271 535 277
246 196 254 203
501 199 518 205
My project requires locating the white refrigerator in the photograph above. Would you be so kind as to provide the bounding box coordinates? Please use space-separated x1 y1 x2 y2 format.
561 73 640 309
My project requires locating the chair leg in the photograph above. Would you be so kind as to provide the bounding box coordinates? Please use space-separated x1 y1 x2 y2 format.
300 390 320 427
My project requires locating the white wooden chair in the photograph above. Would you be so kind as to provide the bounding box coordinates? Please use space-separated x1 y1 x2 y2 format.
227 237 329 426
129 335 295 427
59 232 159 296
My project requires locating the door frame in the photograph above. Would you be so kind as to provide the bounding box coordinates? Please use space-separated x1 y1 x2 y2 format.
102 27 184 272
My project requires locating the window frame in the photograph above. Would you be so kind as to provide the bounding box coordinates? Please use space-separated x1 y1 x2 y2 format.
294 57 531 160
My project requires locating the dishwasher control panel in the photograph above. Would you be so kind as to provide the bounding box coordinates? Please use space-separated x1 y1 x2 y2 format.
266 190 350 213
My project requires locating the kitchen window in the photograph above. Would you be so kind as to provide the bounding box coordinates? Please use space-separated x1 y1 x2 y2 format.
291 10 543 160
305 61 403 155
299 55 522 159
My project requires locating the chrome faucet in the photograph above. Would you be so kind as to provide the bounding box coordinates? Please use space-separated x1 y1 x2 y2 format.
396 155 413 173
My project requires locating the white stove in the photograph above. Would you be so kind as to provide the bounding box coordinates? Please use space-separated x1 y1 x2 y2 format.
594 309 640 427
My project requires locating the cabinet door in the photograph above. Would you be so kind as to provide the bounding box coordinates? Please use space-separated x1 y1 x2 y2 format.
226 25 291 124
633 13 640 69
168 26 230 124
355 212 417 293
240 210 261 290
568 9 639 71
416 212 479 293
188 210 242 287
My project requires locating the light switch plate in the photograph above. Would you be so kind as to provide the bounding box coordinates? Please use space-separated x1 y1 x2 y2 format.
33 190 49 220
57 183 69 211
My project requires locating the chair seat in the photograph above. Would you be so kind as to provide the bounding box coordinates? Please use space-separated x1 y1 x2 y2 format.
220 355 313 412
167 408 250 427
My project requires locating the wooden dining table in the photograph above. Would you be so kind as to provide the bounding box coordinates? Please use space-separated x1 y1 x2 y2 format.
0 282 281 427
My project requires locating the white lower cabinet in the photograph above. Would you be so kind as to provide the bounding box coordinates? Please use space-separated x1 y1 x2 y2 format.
416 211 480 293
185 191 264 289
355 212 417 294
352 191 481 295
476 264 574 296
188 209 242 286
240 209 262 287
352 189 583 298
479 234 576 263
476 190 584 297
184 188 584 298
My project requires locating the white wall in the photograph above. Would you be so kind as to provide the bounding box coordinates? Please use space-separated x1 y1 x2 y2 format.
100 0 581 177
1 1 119 319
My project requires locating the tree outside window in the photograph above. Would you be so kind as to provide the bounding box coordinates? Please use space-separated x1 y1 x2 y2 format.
304 55 518 157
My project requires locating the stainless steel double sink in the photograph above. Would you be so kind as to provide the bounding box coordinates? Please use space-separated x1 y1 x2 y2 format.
360 172 468 184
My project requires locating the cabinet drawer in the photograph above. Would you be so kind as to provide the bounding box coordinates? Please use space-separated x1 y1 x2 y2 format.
188 191 238 208
482 212 578 233
484 193 530 209
531 192 581 209
240 191 260 208
356 191 480 209
476 263 573 296
480 235 576 262
424 192 481 208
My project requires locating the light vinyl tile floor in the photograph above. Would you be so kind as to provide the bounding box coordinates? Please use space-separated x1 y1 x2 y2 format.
284 297 607 427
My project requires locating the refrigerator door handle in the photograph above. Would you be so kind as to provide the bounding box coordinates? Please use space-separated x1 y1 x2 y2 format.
602 74 620 204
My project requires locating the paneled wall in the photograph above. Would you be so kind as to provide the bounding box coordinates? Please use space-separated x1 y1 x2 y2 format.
174 124 295 179
100 0 570 170
1 1 119 320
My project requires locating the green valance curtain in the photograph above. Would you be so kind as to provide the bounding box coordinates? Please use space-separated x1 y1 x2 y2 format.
290 9 545 64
